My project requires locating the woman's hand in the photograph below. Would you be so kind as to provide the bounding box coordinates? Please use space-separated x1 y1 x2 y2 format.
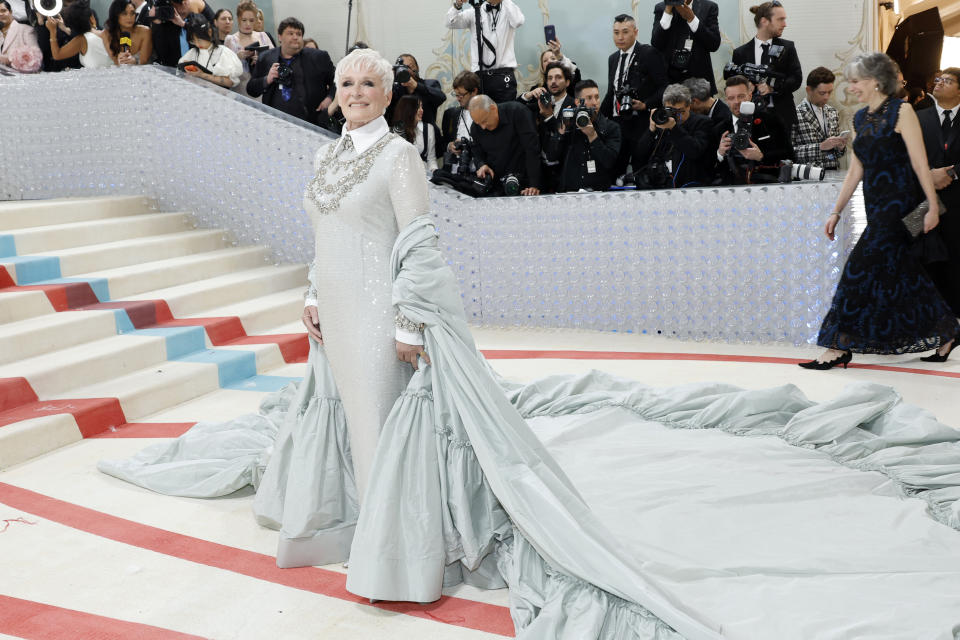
924 207 940 233
825 213 840 241
45 16 59 32
118 51 135 65
396 341 430 371
301 305 323 343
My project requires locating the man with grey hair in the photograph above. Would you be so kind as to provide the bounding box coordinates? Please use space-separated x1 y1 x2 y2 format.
683 76 731 140
468 95 542 195
634 83 715 187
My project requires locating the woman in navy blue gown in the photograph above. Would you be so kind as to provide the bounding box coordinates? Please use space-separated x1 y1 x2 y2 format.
802 53 959 369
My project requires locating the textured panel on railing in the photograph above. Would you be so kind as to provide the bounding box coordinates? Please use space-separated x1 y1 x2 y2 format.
0 67 852 344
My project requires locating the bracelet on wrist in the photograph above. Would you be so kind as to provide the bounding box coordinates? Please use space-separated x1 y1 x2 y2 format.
830 211 842 217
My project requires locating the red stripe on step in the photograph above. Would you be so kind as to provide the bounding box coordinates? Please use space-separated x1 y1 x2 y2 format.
480 350 960 379
226 334 309 363
3 282 99 311
81 300 173 329
0 594 206 640
0 483 516 637
0 397 126 437
90 422 196 438
0 378 38 413
0 265 14 288
157 316 246 343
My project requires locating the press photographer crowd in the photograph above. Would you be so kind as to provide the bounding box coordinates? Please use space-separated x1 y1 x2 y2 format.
1 0 958 199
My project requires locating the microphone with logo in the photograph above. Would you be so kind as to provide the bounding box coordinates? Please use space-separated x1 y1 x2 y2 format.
119 30 132 61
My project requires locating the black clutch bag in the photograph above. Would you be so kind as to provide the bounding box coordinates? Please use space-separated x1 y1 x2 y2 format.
902 196 947 238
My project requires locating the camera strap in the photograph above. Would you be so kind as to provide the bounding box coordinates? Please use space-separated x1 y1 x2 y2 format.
420 121 429 161
473 2 497 72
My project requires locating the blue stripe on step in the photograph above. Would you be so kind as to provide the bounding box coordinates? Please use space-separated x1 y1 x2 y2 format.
37 277 111 302
135 326 208 360
174 349 258 388
4 256 61 284
112 310 137 334
224 375 303 392
0 235 15 259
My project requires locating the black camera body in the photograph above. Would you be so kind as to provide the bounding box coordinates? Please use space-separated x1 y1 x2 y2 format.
154 0 176 22
625 160 672 190
277 63 294 87
538 91 553 108
393 63 412 84
671 47 692 71
615 84 638 115
651 106 680 126
574 100 595 129
731 102 756 151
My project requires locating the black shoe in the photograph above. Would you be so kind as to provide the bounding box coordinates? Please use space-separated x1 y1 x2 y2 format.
920 340 957 363
798 351 852 370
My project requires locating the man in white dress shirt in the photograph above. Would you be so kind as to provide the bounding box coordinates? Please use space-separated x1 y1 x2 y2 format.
445 0 524 102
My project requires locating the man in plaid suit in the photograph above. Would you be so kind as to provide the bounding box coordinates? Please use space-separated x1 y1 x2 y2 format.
791 67 847 169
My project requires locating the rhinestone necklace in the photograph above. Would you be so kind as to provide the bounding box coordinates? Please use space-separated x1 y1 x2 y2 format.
306 132 398 215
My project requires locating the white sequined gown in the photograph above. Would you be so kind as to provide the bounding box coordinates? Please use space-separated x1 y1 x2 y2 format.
302 122 430 499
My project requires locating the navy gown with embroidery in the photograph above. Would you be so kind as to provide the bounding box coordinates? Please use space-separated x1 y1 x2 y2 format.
817 98 959 354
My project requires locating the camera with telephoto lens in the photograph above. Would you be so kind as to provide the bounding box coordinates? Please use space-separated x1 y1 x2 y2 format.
392 61 412 84
624 160 672 190
651 106 680 127
724 55 785 89
153 0 176 21
731 101 755 151
778 160 826 183
671 46 692 71
615 84 638 115
501 174 521 197
277 63 294 87
432 138 493 197
561 105 575 127
574 99 595 129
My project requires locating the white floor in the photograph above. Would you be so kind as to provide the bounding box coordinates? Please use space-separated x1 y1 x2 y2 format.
1 327 958 639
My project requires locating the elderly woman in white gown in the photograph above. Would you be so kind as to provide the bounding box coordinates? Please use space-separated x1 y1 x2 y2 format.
100 48 960 640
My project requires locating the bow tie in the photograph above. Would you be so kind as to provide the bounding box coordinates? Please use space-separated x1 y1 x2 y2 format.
484 2 500 12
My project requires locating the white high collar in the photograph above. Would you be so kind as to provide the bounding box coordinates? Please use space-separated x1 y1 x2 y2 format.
341 116 390 155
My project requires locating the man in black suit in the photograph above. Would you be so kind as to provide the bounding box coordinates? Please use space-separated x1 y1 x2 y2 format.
651 0 720 95
918 68 960 318
600 13 670 178
684 76 730 144
531 62 582 192
714 75 792 185
727 0 802 128
387 53 446 127
441 70 481 154
247 17 335 127
468 95 541 195
133 0 153 27
634 83 715 188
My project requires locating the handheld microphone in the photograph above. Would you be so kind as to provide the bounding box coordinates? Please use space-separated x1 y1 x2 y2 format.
119 31 132 53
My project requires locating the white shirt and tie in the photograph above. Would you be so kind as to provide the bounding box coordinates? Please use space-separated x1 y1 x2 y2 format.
935 100 960 141
446 0 525 71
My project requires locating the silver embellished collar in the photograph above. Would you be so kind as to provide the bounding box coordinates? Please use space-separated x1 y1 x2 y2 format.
306 132 398 216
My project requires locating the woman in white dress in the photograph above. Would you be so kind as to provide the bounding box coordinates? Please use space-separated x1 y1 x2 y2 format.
45 0 113 69
177 12 242 89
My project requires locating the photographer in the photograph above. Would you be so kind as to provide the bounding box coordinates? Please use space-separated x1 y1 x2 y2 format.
727 1 802 127
792 66 846 170
651 0 720 95
544 79 621 193
468 94 541 195
386 53 445 126
441 70 480 153
683 76 731 141
633 83 714 188
150 0 215 67
715 74 792 185
177 12 241 88
446 0 524 102
600 13 669 178
246 17 335 127
527 61 577 191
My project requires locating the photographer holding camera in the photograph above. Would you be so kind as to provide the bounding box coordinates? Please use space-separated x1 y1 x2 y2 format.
651 0 720 95
792 67 847 170
386 53 445 127
544 79 621 193
468 94 541 195
683 76 732 141
247 17 335 127
150 0 215 67
633 83 714 188
521 61 576 191
600 13 669 178
446 0 524 103
715 75 792 185
441 70 480 153
727 1 802 128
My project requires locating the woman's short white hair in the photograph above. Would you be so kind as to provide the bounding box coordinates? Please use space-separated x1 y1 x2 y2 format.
334 48 394 97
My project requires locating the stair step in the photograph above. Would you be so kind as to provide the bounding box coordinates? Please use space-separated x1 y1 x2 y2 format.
0 414 83 470
180 287 306 335
0 289 56 324
74 246 271 299
7 212 193 255
124 264 307 317
47 229 229 276
0 196 153 231
0 310 118 365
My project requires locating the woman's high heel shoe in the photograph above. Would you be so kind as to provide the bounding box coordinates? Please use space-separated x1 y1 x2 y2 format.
798 351 853 370
920 340 957 363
